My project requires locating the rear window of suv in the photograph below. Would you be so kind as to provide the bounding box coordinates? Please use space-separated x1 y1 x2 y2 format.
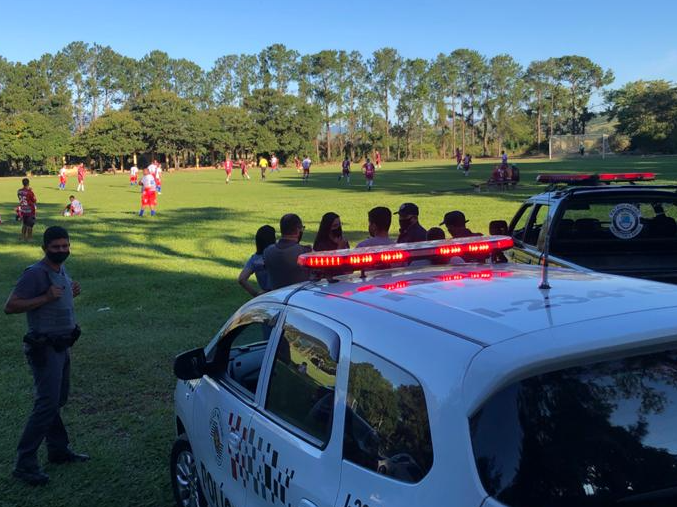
470 347 677 507
551 195 677 253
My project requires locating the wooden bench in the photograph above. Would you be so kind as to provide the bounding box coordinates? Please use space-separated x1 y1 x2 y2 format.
472 181 518 192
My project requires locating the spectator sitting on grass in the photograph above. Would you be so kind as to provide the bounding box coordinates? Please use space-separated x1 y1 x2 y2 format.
63 196 83 217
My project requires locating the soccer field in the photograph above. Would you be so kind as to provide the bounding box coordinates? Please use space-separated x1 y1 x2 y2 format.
0 156 676 506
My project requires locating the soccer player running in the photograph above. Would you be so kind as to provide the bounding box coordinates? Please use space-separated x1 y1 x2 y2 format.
301 155 311 183
375 150 382 169
362 157 376 191
224 156 233 183
259 156 268 180
139 168 158 217
76 164 86 192
339 156 351 183
129 165 139 186
270 154 279 173
294 156 301 173
462 153 472 176
58 165 67 190
17 178 37 241
240 159 250 180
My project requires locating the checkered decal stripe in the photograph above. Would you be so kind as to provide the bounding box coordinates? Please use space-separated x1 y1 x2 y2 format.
227 412 295 506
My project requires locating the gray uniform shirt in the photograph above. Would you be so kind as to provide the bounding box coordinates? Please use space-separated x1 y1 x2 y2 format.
263 240 312 290
13 259 75 335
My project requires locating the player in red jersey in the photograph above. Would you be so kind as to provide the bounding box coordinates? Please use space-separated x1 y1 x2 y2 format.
17 178 37 240
139 168 158 216
374 150 382 169
224 156 233 183
239 159 250 180
362 157 376 191
339 156 351 184
76 163 86 192
294 156 301 173
270 154 279 173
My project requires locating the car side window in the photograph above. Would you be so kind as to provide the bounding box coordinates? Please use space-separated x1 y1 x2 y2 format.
510 204 533 243
265 311 340 446
523 204 549 246
343 346 434 483
211 308 279 399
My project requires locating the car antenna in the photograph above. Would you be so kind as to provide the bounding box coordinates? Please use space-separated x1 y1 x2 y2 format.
539 190 553 290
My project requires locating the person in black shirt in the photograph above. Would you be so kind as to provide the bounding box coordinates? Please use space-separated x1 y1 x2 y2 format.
395 203 427 243
440 211 482 239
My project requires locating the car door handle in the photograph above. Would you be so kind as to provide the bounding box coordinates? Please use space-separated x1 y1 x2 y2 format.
228 431 242 453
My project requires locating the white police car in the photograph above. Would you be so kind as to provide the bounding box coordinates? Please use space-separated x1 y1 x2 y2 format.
500 172 677 283
171 237 677 507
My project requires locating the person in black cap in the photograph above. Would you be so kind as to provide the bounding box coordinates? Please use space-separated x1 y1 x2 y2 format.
4 226 89 486
396 203 427 243
441 211 482 239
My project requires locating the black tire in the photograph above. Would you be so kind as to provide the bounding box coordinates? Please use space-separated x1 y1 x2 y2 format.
170 435 206 507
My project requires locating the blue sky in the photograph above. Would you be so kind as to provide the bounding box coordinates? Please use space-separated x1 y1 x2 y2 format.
2 0 676 98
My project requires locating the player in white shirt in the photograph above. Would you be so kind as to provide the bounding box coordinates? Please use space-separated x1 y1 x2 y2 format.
59 166 67 190
130 165 139 186
139 168 158 217
154 164 163 194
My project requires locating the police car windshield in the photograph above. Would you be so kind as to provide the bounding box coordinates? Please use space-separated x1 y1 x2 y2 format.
470 346 677 507
550 195 677 276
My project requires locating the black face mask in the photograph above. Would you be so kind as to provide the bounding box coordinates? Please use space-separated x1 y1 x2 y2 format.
297 230 304 243
331 226 343 238
46 250 70 264
399 218 413 230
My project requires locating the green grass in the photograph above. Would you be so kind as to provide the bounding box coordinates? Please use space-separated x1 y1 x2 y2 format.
1 155 676 506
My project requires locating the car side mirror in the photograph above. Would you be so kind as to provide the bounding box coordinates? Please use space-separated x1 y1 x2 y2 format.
489 220 508 236
174 348 207 380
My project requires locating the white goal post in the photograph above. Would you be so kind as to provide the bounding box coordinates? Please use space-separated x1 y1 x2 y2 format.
549 134 613 160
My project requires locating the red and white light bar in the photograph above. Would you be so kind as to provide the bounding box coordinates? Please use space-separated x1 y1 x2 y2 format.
298 236 514 272
537 172 656 184
598 172 656 182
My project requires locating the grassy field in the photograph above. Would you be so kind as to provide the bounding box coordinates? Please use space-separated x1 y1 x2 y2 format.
1 156 676 507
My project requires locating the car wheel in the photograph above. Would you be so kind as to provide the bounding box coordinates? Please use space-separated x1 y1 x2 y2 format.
170 435 205 507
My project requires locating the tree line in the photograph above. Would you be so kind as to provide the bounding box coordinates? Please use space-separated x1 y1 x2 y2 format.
0 42 622 174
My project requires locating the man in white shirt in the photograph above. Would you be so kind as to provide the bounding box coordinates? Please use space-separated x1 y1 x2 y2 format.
139 168 158 217
357 207 396 247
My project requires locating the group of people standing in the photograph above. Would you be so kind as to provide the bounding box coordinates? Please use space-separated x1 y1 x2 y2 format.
58 164 86 192
238 201 481 297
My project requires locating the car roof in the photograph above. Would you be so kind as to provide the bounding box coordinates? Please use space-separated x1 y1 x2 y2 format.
284 263 677 347
528 184 677 203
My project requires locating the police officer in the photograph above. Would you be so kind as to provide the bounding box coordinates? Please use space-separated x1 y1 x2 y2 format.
395 203 427 243
4 226 89 486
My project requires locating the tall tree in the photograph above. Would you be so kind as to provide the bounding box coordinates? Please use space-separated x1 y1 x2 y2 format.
555 55 613 134
234 54 259 105
453 49 487 150
73 110 144 169
483 55 524 155
396 59 430 159
258 44 299 93
209 55 239 106
309 50 339 160
369 48 402 159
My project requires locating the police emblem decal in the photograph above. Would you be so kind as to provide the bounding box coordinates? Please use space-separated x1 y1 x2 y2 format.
210 407 225 466
609 203 643 239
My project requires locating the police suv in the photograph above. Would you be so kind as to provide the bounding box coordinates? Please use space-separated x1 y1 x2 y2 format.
501 172 677 283
171 237 677 507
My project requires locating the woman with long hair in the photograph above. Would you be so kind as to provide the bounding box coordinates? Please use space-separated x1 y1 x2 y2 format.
313 212 349 252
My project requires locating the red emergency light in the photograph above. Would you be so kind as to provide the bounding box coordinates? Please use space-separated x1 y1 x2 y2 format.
298 236 514 273
598 172 656 182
